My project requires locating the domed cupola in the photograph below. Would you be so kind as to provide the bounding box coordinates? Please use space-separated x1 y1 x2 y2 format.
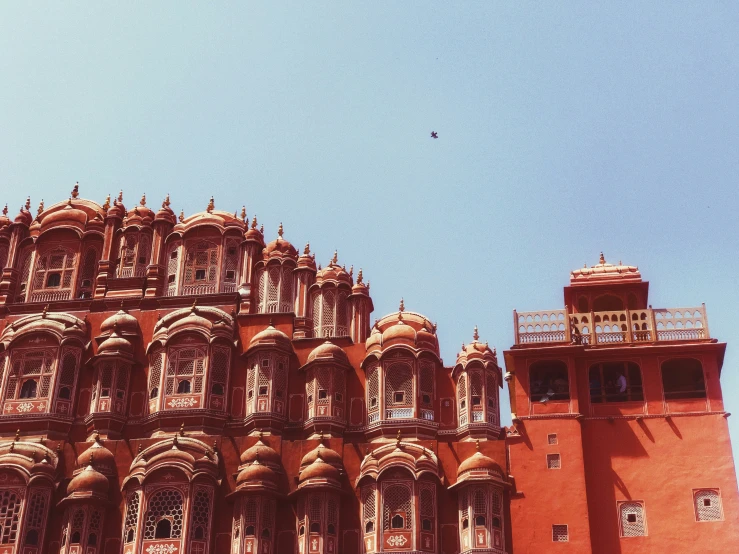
254 224 297 315
0 204 11 229
310 251 354 339
106 190 126 219
298 453 342 491
247 323 292 353
67 461 110 499
301 343 351 436
239 434 282 470
123 194 154 227
453 327 502 439
263 223 298 262
13 197 33 227
365 299 440 358
155 193 177 224
299 436 343 473
315 251 352 286
100 308 140 338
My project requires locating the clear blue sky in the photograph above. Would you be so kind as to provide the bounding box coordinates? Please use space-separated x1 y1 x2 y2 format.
2 3 738 471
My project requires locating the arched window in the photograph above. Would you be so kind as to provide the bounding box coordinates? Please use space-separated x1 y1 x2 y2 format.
123 492 140 544
30 246 76 302
662 358 706 399
220 238 240 293
0 489 22 545
383 484 412 532
256 264 295 314
143 489 184 540
14 247 33 303
385 364 413 418
589 361 643 403
362 484 376 539
19 379 37 399
0 244 7 272
529 360 569 402
4 348 56 405
117 232 151 278
312 288 349 337
182 240 219 296
166 347 206 398
165 241 182 297
458 374 467 425
366 365 379 422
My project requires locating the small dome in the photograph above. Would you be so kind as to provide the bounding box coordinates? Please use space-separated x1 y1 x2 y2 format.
458 450 503 476
382 321 417 343
365 301 439 357
98 330 133 357
315 257 352 285
307 341 349 365
14 206 33 226
299 456 340 483
249 324 291 350
263 239 298 261
456 327 497 366
68 464 109 495
76 439 116 471
236 459 278 486
297 244 317 270
570 253 641 285
240 438 281 467
0 205 11 228
41 202 88 230
101 309 139 337
300 443 342 468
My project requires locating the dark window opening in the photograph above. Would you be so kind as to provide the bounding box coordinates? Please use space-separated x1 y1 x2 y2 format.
589 361 643 403
394 391 405 404
307 395 313 403
370 397 377 408
422 518 432 531
488 397 495 407
529 360 569 402
577 296 589 313
262 528 271 538
259 386 268 395
248 390 254 399
391 514 404 529
261 359 270 367
275 389 282 398
171 251 178 259
475 516 486 527
327 523 336 535
335 392 343 402
87 533 97 546
228 248 236 256
194 269 206 281
310 522 320 533
626 513 637 523
493 517 501 528
59 386 71 400
177 379 191 394
101 388 110 398
299 525 305 536
662 358 706 399
81 279 91 288
225 270 236 279
472 396 481 406
46 272 61 287
150 387 159 399
194 526 204 539
71 531 81 544
20 379 38 399
138 256 147 264
365 521 374 533
462 518 469 529
704 498 712 507
155 519 172 539
126 529 134 543
168 274 176 284
422 394 431 405
25 529 38 545
318 390 328 400
211 383 224 395
245 525 255 536
593 294 624 312
117 390 125 399
460 399 466 409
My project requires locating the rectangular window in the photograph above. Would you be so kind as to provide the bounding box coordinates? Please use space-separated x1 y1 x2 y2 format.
394 391 405 404
259 386 268 395
546 453 561 469
619 501 646 537
695 490 723 521
548 433 558 445
335 392 343 402
195 269 206 280
552 524 568 542
318 390 328 400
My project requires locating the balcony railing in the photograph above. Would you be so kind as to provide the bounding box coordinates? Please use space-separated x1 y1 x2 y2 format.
514 305 710 346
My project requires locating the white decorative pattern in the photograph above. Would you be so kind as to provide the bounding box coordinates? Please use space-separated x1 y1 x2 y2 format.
146 544 179 554
167 397 198 408
386 535 407 547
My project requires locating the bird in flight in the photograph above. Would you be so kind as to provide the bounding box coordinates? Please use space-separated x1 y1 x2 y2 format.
430 131 438 139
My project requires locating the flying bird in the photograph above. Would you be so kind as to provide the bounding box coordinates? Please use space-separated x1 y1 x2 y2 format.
430 131 438 139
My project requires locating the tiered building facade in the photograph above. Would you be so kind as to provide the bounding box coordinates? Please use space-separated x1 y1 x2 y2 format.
0 187 735 554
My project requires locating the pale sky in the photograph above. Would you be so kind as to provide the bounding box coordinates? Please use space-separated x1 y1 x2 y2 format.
1 3 738 474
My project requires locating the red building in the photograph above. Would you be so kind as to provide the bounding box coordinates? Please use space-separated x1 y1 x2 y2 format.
0 188 735 554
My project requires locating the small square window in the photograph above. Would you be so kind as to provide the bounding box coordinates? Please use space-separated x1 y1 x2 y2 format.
370 397 377 408
262 360 270 367
488 398 495 407
627 513 637 523
547 453 561 469
170 251 178 259
472 396 481 406
226 270 236 279
259 386 268 395
168 274 176 284
194 269 206 280
138 256 146 264
548 433 558 445
619 501 646 536
460 400 466 409
335 392 343 402
116 390 125 399
552 524 568 542
248 390 254 399
704 499 711 507
318 390 328 400
101 389 110 398
422 394 431 405
394 392 405 404
228 247 236 255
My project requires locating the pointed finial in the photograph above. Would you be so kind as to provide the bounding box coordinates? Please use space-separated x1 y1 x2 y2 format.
172 434 179 448
163 194 170 208
240 206 246 222
304 243 310 255
24 197 31 211
179 209 185 222
207 196 215 213
396 430 402 446
140 193 146 206
137 442 143 454
179 422 185 436
473 326 479 342
191 299 197 312
356 268 363 284
42 305 48 318
8 443 13 453
259 224 263 234
94 431 101 444
251 215 257 229
14 429 20 442
367 280 370 289
399 298 405 312
2 204 7 216
331 250 338 265
71 182 79 199
475 439 480 451
117 190 123 203
37 199 44 215
619 260 622 266
278 222 284 238
319 431 325 444
599 252 605 264
349 265 353 277
213 439 218 453
89 452 95 465
102 194 110 212
318 263 322 270
258 430 264 440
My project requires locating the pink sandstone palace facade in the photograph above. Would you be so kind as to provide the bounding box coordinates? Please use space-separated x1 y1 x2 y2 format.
0 186 735 554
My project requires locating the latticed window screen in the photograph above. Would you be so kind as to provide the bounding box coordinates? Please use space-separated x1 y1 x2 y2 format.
458 374 467 425
124 492 140 543
210 347 230 405
367 366 379 414
385 365 413 407
0 489 21 544
548 433 558 445
362 485 376 533
71 508 85 536
56 349 78 400
166 347 206 396
327 499 337 527
547 454 561 469
118 232 149 278
261 498 274 537
30 247 76 301
77 246 99 298
143 489 184 539
486 372 497 408
24 490 48 543
458 490 468 523
256 264 294 313
148 350 164 400
273 358 287 412
619 502 646 536
383 485 412 530
316 368 331 407
552 524 568 542
491 490 502 515
420 364 434 398
190 487 212 540
473 489 487 518
165 241 181 296
5 348 56 401
244 499 257 529
312 289 349 338
246 365 256 414
280 266 293 312
695 490 722 521
15 248 33 302
0 246 7 273
221 238 240 292
420 487 434 517
184 240 219 286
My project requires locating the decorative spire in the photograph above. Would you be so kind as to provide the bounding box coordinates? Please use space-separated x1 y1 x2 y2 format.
207 196 214 213
172 434 179 448
473 326 479 342
71 182 79 199
356 268 363 284
251 215 258 229
240 206 246 222
331 250 338 265
475 439 480 451
278 222 283 238
179 209 185 222
399 298 405 312
89 452 95 465
396 430 402 447
42 305 48 318
140 193 146 206
259 223 263 234
14 429 20 442
137 443 143 454
37 199 44 215
349 265 353 277
212 439 218 453
599 252 606 265
319 431 325 445
94 431 102 444
163 194 170 209
102 194 110 212
304 243 310 255
190 299 197 312
2 204 7 216
179 422 186 436
24 197 31 211
117 190 123 204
